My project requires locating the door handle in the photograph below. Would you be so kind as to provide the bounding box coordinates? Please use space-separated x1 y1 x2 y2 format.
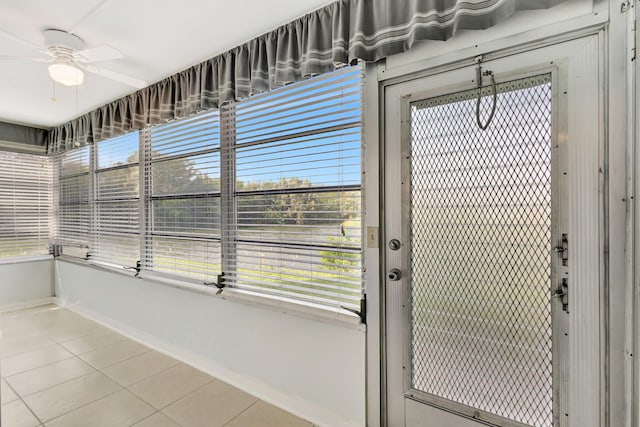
388 269 402 281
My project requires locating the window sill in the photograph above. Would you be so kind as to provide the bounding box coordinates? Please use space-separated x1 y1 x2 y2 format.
140 271 364 330
57 255 138 278
0 254 53 265
55 257 365 331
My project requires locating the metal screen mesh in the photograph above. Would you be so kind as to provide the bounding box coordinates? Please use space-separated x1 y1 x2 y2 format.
408 74 553 426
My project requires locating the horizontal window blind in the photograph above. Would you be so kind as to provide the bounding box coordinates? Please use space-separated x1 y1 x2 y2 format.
0 151 52 257
143 111 222 282
93 132 140 267
54 147 91 254
223 66 363 308
48 67 363 312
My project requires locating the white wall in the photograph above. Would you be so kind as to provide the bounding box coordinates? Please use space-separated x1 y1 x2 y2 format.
0 258 53 309
54 260 366 427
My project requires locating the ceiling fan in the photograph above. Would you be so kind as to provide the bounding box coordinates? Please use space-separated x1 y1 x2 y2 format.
0 28 148 89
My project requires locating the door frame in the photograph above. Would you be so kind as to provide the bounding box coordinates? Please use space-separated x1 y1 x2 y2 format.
377 33 606 427
397 69 565 427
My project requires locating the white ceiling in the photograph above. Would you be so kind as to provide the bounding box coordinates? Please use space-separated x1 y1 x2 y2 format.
0 0 334 129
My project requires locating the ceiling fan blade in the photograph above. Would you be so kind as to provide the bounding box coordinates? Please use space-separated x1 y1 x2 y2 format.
75 45 124 63
80 63 147 89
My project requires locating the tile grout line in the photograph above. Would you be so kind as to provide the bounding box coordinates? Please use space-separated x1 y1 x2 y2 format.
4 306 312 427
5 307 197 425
6 354 99 398
87 347 153 371
220 398 261 426
2 346 77 378
3 375 45 426
103 352 183 387
125 409 160 427
148 380 225 426
6 309 200 427
1 308 135 424
127 409 184 427
0 339 58 360
56 333 131 354
42 387 124 425
126 377 217 412
3 327 150 379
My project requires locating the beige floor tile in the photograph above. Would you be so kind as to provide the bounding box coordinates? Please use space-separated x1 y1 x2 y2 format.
79 338 150 369
23 371 121 422
164 381 258 427
1 331 56 358
43 322 103 343
0 322 40 340
128 363 214 409
45 389 154 427
28 310 95 334
7 357 95 396
2 344 74 377
59 329 128 355
1 378 18 404
225 400 313 427
102 350 180 387
1 399 41 427
132 412 181 427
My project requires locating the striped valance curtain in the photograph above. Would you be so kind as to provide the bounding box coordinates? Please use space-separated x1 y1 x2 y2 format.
0 122 47 154
47 0 564 153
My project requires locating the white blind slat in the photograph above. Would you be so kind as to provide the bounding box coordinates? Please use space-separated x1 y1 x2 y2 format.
93 132 140 267
50 66 363 311
222 66 363 309
144 111 223 282
0 152 52 258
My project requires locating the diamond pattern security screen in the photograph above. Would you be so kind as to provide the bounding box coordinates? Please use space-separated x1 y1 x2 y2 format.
408 75 553 426
0 152 52 257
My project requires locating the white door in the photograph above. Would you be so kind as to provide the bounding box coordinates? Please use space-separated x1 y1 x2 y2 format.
383 36 603 427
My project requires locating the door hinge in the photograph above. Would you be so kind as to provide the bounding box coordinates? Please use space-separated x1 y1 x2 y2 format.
632 17 637 61
554 277 569 313
621 0 631 13
553 233 569 266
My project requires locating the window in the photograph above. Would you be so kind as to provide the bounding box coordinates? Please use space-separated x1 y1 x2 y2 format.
223 67 363 308
92 132 140 267
52 66 363 311
54 146 90 255
0 151 52 257
143 112 222 282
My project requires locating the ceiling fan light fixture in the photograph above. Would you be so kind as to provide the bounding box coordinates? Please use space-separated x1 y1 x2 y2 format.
48 63 84 86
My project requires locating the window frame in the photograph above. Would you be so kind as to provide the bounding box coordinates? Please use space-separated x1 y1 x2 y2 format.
143 111 223 283
53 65 365 314
0 151 53 259
90 132 141 268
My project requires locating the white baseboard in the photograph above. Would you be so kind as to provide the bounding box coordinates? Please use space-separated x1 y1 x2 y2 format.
1 297 56 313
54 298 361 427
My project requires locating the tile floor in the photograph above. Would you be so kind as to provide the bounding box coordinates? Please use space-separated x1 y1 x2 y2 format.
1 304 314 427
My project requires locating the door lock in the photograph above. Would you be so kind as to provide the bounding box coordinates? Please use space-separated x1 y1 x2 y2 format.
388 268 402 281
388 239 401 251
